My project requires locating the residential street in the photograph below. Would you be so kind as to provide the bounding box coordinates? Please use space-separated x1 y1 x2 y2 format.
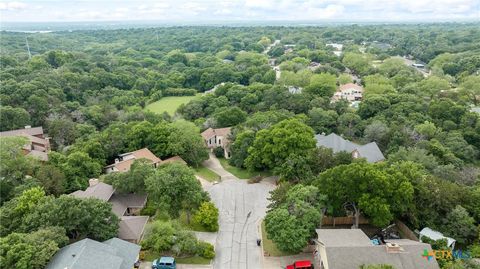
203 155 275 269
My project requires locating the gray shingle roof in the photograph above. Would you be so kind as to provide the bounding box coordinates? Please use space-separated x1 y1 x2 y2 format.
315 133 385 163
109 193 147 217
317 229 439 269
69 182 115 202
46 238 140 269
119 216 149 242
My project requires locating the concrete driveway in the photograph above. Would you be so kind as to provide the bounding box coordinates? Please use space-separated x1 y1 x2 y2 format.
203 155 275 269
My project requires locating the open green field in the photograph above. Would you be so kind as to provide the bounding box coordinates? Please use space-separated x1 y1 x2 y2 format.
145 94 201 115
218 158 272 179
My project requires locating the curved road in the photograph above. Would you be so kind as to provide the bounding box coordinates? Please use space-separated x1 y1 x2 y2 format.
203 154 275 269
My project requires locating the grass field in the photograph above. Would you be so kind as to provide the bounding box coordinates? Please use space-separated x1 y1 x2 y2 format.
145 94 201 115
261 220 296 257
194 165 221 182
218 158 272 179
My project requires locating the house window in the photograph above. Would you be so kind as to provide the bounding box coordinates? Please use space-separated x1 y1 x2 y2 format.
218 139 221 145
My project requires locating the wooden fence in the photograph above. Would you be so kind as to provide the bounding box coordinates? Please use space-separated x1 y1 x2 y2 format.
395 219 419 241
321 215 369 226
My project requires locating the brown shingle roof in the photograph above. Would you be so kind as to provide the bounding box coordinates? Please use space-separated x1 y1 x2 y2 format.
338 83 363 92
106 148 161 172
201 128 215 140
118 216 149 242
201 127 232 140
126 148 161 163
0 126 44 137
161 156 187 165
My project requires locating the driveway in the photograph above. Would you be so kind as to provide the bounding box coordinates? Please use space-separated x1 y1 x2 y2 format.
203 155 275 269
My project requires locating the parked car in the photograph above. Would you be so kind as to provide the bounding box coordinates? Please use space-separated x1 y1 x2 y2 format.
286 260 313 269
152 257 176 269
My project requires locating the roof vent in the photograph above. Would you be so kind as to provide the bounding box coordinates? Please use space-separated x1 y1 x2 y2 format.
385 242 403 253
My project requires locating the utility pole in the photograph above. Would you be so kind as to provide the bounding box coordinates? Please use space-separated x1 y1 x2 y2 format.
25 36 32 59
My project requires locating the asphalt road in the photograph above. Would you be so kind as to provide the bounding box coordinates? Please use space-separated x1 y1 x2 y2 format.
203 155 275 269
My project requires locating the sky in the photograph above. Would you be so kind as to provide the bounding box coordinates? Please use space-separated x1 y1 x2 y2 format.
0 0 479 23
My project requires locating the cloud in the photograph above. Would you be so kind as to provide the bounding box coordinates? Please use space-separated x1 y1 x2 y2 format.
0 1 27 11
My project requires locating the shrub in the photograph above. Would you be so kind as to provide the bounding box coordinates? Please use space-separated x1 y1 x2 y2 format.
248 175 263 184
193 202 219 232
197 241 215 259
213 147 225 158
163 88 197 96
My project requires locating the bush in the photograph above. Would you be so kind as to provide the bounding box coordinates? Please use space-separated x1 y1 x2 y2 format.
163 88 197 96
248 175 263 184
197 241 215 259
193 202 219 232
213 147 224 158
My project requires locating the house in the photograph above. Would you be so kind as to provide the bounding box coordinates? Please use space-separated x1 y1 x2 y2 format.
326 43 343 56
332 83 364 102
46 237 140 269
161 155 187 165
201 127 232 158
104 148 161 173
70 179 148 243
0 126 50 161
315 133 385 163
315 229 439 269
419 227 456 250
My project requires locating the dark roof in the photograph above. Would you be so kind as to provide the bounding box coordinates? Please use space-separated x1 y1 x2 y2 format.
119 216 149 242
109 193 148 217
46 238 140 269
70 182 115 202
315 133 385 163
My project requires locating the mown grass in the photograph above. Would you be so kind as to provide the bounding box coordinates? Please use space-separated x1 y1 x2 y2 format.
145 94 201 116
218 158 272 179
194 165 221 182
261 220 296 257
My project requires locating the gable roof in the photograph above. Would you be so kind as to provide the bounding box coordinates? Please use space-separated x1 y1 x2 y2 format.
70 182 115 202
338 83 363 92
201 127 232 140
315 133 385 163
109 193 148 217
355 142 386 163
105 148 161 172
161 155 187 165
119 216 149 242
316 229 439 269
46 238 140 269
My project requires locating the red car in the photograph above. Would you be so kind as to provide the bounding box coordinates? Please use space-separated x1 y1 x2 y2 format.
286 260 313 269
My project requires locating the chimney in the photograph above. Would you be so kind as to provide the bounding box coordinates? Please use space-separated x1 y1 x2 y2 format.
385 242 403 253
25 125 31 129
114 158 120 163
89 178 99 187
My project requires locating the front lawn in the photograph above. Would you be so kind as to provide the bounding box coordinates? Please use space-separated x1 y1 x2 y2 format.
261 220 296 257
194 165 220 182
144 94 201 116
178 210 210 232
218 158 272 179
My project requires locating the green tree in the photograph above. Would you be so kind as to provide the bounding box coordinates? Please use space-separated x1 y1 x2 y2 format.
213 106 247 127
307 108 338 134
23 195 119 241
442 205 477 244
104 159 155 193
0 227 69 269
193 201 219 232
167 121 209 167
229 130 255 168
145 163 207 221
459 75 480 105
305 73 337 97
245 118 316 171
314 162 414 228
0 106 30 131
